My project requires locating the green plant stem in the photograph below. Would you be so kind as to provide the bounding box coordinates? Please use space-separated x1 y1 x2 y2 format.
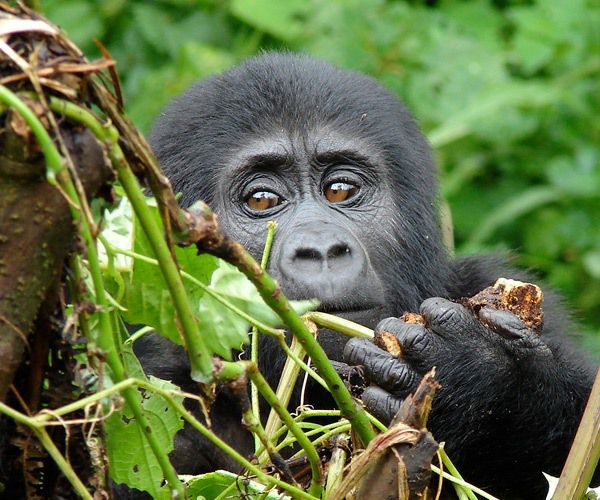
31 379 137 424
552 368 600 500
2 88 184 497
191 209 377 445
121 163 213 379
431 465 501 500
0 86 65 182
35 427 94 500
218 361 323 496
213 482 238 500
44 95 212 384
240 401 298 487
303 312 374 338
275 420 349 453
251 220 277 452
437 446 479 500
0 402 92 499
292 424 352 459
135 379 317 500
276 336 328 389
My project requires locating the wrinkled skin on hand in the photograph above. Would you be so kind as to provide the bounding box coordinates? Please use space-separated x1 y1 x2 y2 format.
345 298 551 422
344 297 589 498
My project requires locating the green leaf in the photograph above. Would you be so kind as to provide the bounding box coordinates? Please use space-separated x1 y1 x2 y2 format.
197 261 318 359
106 376 184 497
122 205 218 346
185 470 291 499
229 0 308 41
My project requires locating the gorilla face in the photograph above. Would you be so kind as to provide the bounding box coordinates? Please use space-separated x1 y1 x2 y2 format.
150 52 449 359
213 129 390 359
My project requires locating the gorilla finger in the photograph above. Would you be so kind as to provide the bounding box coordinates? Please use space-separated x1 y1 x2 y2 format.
477 307 528 340
343 337 391 367
420 297 474 337
375 318 432 361
344 338 416 392
370 359 419 397
478 307 544 349
361 386 403 425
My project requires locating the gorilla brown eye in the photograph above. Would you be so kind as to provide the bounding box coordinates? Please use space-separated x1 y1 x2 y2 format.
324 181 359 203
245 191 281 211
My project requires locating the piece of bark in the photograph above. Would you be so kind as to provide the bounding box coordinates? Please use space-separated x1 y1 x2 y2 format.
335 371 440 500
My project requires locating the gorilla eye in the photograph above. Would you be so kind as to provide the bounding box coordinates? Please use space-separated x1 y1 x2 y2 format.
324 181 359 203
245 190 282 211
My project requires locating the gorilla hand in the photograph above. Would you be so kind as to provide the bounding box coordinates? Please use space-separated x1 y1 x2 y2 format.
343 297 552 425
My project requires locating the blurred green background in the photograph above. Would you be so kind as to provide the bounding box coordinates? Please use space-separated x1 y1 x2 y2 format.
40 0 600 353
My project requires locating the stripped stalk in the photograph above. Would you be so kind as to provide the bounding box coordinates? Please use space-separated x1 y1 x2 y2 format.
262 334 307 462
324 434 350 499
251 220 277 452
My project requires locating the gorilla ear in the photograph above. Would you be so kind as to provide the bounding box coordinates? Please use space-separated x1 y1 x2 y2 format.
439 198 454 255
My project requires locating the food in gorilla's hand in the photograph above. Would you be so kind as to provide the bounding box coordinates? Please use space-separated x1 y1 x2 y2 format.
465 278 544 334
401 312 426 325
375 279 544 357
373 330 403 357
374 312 425 356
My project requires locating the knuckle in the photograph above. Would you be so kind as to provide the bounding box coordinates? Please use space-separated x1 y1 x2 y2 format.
376 316 403 335
421 297 469 332
343 338 368 364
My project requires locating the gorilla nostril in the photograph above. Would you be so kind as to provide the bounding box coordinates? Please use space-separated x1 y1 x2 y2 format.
327 244 351 260
295 248 322 261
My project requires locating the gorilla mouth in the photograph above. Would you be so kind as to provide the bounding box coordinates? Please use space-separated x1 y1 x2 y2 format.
317 303 385 330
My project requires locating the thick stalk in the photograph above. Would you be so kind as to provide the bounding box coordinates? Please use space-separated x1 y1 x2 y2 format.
45 96 213 383
262 335 306 456
2 87 184 497
553 368 600 500
304 312 374 338
324 434 350 499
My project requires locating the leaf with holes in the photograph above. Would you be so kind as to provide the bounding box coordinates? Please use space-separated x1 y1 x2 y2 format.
105 375 184 497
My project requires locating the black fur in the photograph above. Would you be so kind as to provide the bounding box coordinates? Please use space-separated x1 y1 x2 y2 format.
132 53 597 499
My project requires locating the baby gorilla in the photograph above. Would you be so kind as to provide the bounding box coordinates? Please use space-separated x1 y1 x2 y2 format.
137 52 597 499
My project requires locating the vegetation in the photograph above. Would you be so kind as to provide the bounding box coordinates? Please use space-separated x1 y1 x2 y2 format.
40 0 600 353
0 1 598 498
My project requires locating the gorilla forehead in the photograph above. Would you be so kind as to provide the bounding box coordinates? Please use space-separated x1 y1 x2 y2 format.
150 52 437 206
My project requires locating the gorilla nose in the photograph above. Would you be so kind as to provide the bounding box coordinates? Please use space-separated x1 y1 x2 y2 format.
278 227 368 298
294 243 352 271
